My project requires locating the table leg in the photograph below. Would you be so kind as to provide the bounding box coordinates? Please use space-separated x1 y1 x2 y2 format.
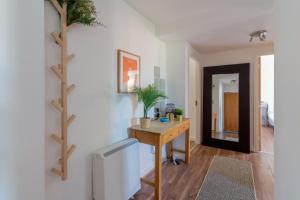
154 139 162 200
185 128 190 164
166 142 172 160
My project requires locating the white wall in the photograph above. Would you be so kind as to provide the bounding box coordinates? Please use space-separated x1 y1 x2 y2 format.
0 1 45 200
201 44 274 150
275 0 300 199
45 0 166 200
165 42 186 109
261 55 274 116
166 42 202 114
212 78 220 129
166 42 202 151
212 77 223 131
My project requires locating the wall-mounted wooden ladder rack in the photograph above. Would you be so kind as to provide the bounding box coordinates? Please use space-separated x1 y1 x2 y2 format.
50 0 76 181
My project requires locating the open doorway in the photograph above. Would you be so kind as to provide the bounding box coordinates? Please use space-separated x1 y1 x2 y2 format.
188 57 200 150
259 55 274 154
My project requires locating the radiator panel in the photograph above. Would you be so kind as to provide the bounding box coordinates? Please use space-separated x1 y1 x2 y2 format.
93 139 140 200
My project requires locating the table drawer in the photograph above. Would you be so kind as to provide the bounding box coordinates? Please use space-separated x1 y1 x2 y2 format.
162 128 179 144
179 120 190 133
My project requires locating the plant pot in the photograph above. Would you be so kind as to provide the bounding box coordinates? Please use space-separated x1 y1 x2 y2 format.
167 113 175 121
177 115 183 122
140 118 151 128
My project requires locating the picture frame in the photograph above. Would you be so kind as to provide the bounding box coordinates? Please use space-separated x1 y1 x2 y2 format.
117 49 141 93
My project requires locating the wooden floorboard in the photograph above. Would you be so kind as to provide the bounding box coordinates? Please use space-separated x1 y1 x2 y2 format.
134 145 274 200
261 126 274 154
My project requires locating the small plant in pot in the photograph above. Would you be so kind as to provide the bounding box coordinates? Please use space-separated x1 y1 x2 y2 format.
134 85 167 128
47 0 103 26
175 108 184 122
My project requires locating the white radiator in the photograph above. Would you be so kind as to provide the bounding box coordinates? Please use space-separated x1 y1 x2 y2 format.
93 138 141 200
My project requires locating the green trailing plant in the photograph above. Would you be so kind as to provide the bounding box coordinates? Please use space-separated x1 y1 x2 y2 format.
175 108 183 116
134 85 167 119
48 0 102 26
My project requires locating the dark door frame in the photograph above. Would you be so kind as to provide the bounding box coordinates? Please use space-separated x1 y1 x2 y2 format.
202 63 250 153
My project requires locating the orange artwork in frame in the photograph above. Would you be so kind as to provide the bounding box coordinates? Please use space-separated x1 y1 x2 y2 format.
117 49 140 93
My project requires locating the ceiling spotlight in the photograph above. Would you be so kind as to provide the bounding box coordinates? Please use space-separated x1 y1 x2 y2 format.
249 30 267 42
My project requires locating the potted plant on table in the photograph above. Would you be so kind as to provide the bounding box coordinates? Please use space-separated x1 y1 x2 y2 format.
175 108 184 122
134 85 167 128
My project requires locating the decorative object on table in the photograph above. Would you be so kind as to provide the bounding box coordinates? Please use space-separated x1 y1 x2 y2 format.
117 49 140 93
167 112 175 121
134 85 167 128
48 0 101 181
165 103 176 121
175 108 184 122
159 117 169 123
165 103 176 114
154 107 160 120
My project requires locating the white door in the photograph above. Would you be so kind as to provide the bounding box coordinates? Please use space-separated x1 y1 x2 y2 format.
188 57 199 141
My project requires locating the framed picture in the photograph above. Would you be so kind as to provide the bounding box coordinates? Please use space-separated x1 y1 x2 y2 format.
117 49 140 93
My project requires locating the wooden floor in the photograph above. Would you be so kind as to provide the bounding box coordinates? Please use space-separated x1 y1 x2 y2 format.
134 145 274 200
190 140 196 151
261 126 274 154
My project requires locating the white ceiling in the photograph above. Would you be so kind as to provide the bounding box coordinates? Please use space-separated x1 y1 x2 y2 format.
124 0 274 53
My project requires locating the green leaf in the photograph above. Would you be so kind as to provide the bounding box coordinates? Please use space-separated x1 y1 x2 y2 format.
48 0 102 26
134 85 167 118
175 108 183 115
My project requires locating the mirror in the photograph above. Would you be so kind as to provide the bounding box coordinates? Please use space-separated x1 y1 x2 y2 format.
211 74 239 142
203 63 250 153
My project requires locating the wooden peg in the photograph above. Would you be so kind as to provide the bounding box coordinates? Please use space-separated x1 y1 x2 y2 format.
67 54 75 63
51 100 63 112
51 32 63 46
58 144 76 164
50 0 63 14
67 145 76 158
67 115 76 126
51 65 63 80
52 168 63 177
51 134 63 144
67 23 77 31
67 84 76 95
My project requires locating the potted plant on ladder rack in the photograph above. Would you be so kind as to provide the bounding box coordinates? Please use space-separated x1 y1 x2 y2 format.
134 85 167 128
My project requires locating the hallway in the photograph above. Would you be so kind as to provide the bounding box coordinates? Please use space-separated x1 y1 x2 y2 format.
134 145 274 200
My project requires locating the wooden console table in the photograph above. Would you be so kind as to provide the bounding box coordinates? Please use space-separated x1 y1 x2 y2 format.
129 119 190 200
